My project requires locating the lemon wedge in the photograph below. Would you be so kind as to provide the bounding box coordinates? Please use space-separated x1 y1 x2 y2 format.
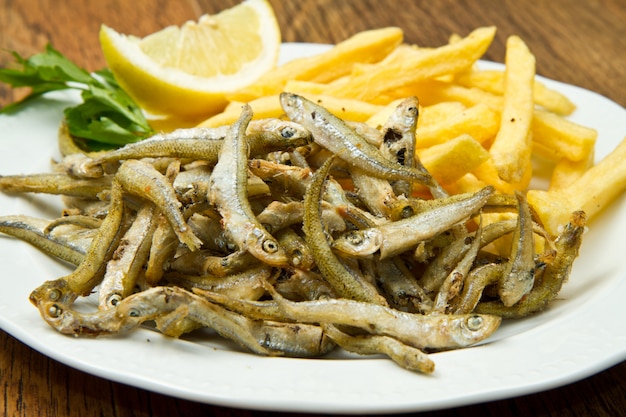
99 0 281 119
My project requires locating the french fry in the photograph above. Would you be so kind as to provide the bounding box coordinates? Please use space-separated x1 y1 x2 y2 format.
407 80 503 109
411 81 596 163
198 96 283 127
531 109 597 162
199 93 385 128
473 157 532 194
443 172 488 195
548 150 594 191
364 98 406 128
489 35 536 184
349 44 428 77
417 102 467 128
455 69 576 115
227 27 404 102
363 97 468 131
322 26 497 102
527 136 626 236
303 94 385 122
283 79 330 95
415 103 499 148
533 78 576 116
193 25 624 247
417 134 490 186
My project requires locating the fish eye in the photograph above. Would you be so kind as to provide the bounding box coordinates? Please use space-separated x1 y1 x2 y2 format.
466 315 484 331
290 249 303 266
346 231 364 246
47 303 62 318
261 223 274 234
400 205 414 218
48 288 61 301
280 126 296 138
396 148 406 165
128 308 141 318
107 293 123 308
262 239 279 254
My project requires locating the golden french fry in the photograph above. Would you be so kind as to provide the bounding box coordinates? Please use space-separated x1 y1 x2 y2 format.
349 44 428 77
473 157 533 194
198 93 384 128
411 81 595 163
283 79 330 95
284 77 403 107
527 136 626 236
455 69 576 115
532 79 576 116
443 172 488 195
489 35 536 184
227 27 404 102
531 109 597 162
407 80 503 109
448 33 463 44
548 150 594 191
305 95 385 122
417 134 491 186
198 96 283 127
364 98 406 128
322 26 497 102
197 24 620 245
417 102 467 128
415 103 499 148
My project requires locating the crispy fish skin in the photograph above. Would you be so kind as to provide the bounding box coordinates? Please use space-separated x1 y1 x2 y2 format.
200 289 501 350
0 86 592 374
280 93 436 187
475 211 586 318
116 159 202 251
98 204 157 310
208 105 289 267
333 186 495 259
117 286 331 357
28 181 129 307
0 172 112 197
497 192 536 306
321 323 435 373
63 120 311 178
0 215 90 266
303 156 387 305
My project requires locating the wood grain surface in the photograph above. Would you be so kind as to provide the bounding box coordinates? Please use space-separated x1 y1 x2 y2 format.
1 1 625 416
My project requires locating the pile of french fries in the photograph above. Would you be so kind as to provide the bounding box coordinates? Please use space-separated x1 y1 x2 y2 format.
198 26 626 237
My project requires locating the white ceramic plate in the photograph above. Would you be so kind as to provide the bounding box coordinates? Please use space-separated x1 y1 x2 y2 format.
0 43 625 414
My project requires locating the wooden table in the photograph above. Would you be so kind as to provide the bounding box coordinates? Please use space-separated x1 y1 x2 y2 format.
1 1 625 416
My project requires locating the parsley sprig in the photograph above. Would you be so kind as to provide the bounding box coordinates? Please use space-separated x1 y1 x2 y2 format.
0 45 154 149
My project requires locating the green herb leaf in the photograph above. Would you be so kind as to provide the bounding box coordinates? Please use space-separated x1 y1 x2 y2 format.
0 45 154 149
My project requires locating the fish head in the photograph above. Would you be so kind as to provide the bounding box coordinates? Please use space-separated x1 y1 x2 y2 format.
36 301 118 336
258 119 313 149
391 96 420 130
62 153 104 179
498 270 536 307
450 313 502 347
113 286 193 332
245 227 290 267
331 229 382 257
279 92 306 122
37 301 82 335
277 122 313 147
29 279 76 307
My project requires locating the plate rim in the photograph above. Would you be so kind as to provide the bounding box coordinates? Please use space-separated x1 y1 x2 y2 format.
1 42 625 414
